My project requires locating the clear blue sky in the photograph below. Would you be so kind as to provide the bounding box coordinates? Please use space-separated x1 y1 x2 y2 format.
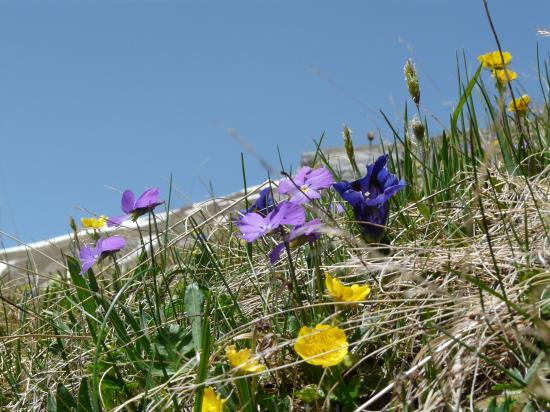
1 0 549 246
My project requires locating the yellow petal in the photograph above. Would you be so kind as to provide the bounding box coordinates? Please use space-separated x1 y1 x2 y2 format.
478 50 512 69
508 94 530 115
325 273 338 295
350 284 371 301
81 215 107 229
491 69 517 84
325 273 371 302
201 387 226 412
294 324 349 368
226 345 265 373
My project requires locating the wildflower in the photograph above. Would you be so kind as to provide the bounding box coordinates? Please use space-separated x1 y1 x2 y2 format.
278 167 334 204
108 188 163 227
508 94 530 116
226 345 265 373
239 201 305 242
200 387 226 412
514 139 529 158
333 154 406 242
477 50 512 70
79 236 125 274
81 215 107 229
491 68 517 84
293 324 349 367
404 59 420 105
325 273 371 302
241 187 274 217
331 203 345 214
269 218 322 263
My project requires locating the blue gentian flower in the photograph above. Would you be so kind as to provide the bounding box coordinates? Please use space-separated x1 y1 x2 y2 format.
333 154 406 242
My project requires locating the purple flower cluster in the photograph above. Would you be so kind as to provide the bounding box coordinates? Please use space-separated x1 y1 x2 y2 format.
239 201 305 242
237 155 405 262
238 166 333 262
79 188 163 274
77 154 404 272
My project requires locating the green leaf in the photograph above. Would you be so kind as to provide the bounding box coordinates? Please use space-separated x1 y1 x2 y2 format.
486 396 515 412
56 382 77 412
522 402 537 412
524 350 545 382
295 385 325 403
193 297 212 412
184 283 205 353
66 256 98 339
451 63 482 131
47 392 57 412
119 303 152 354
78 378 93 412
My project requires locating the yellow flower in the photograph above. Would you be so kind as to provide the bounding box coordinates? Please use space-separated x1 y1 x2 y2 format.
81 215 107 229
226 345 265 373
491 68 517 84
200 387 226 412
325 273 371 303
477 50 512 70
293 324 349 368
508 94 531 115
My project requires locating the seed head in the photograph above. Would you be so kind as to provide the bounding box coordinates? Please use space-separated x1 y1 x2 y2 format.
69 216 78 233
342 124 356 168
404 59 420 106
411 116 425 141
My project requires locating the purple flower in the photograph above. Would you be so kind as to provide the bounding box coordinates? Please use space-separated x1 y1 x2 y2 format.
239 201 305 242
269 218 322 263
242 187 275 217
108 188 163 227
333 154 406 242
331 203 345 214
514 140 528 158
79 236 126 274
278 166 334 204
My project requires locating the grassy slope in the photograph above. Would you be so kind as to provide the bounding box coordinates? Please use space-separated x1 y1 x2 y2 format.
0 54 549 411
